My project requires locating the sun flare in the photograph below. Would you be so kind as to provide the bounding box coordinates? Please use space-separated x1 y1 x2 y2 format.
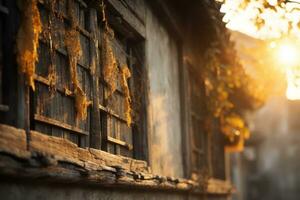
275 41 300 100
277 43 299 67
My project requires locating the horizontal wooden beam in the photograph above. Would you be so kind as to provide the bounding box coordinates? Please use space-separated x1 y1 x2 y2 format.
34 114 89 135
34 74 75 97
0 123 232 195
0 104 9 112
0 5 9 14
99 104 127 123
107 136 133 150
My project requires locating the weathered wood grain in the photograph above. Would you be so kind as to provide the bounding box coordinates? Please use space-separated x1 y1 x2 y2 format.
108 0 145 38
0 124 232 195
0 124 30 159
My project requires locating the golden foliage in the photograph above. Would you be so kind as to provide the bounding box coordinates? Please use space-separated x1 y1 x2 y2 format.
221 114 249 143
225 134 245 153
219 0 300 39
17 0 42 91
202 15 266 151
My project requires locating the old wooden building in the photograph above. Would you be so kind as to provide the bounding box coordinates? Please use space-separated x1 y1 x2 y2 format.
0 0 234 199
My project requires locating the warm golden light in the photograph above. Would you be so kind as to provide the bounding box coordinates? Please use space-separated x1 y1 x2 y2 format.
275 41 300 100
285 68 300 100
219 0 300 100
277 43 299 67
269 41 277 49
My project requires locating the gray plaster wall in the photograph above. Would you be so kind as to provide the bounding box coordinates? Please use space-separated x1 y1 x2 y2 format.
145 4 184 178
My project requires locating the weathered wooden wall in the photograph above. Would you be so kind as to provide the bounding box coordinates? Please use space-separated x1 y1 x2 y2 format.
0 0 230 199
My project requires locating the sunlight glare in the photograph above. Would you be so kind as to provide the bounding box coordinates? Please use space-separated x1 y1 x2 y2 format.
276 41 300 100
286 69 300 100
277 43 299 67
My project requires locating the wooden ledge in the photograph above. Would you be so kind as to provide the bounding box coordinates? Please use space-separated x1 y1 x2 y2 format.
0 124 232 195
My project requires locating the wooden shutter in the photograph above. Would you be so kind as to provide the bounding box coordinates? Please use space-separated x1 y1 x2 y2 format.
98 3 146 158
29 0 146 158
32 0 93 147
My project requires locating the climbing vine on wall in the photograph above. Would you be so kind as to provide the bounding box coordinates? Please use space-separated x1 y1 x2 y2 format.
203 6 265 152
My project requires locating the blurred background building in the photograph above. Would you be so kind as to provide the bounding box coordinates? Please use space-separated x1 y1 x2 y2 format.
230 31 300 200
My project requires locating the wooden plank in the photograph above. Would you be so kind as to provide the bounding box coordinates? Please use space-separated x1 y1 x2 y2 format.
29 129 149 172
38 0 91 39
89 8 101 149
25 85 31 150
34 114 89 135
0 104 9 112
0 14 2 106
34 74 74 97
123 0 145 24
128 43 148 161
0 124 233 194
108 0 145 38
0 5 9 14
107 136 133 151
0 124 30 158
206 178 233 194
99 104 127 123
179 48 192 178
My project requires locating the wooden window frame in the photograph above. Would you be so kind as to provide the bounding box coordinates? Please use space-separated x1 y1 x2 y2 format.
98 2 148 160
180 60 210 178
25 0 148 160
0 0 9 112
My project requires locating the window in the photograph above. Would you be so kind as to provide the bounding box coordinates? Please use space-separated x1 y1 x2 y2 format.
185 62 226 179
98 3 146 158
31 0 146 159
33 0 91 147
211 119 226 179
186 63 209 176
0 0 9 112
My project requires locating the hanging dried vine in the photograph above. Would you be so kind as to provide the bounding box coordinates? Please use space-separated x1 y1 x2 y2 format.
65 0 91 121
46 0 58 93
17 0 42 91
120 65 132 126
101 1 118 98
101 1 132 126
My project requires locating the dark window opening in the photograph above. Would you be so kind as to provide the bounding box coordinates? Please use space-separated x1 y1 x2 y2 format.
0 0 9 112
187 65 209 175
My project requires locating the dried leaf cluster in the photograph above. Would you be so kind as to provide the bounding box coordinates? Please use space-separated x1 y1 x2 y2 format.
65 0 92 121
101 1 132 126
17 0 42 91
120 65 132 126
